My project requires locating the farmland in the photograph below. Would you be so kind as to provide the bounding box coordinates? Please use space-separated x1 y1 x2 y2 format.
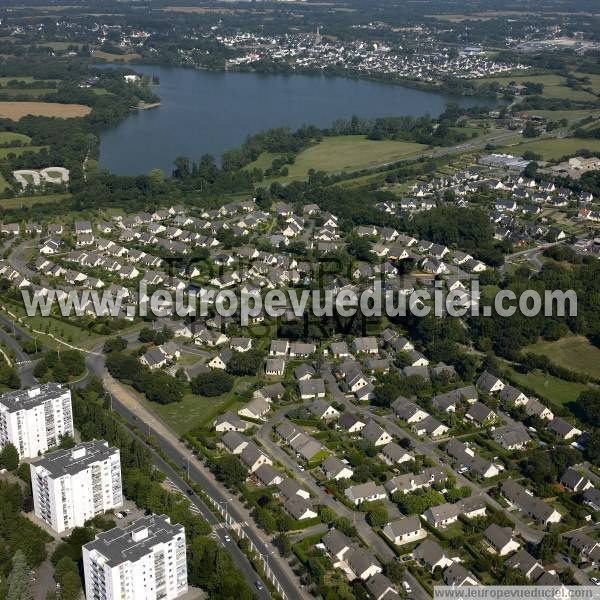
0 101 91 120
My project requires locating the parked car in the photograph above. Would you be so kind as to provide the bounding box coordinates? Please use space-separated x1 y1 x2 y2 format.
402 581 412 594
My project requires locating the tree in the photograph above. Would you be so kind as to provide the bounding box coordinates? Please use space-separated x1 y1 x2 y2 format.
226 350 264 376
0 443 19 470
214 455 247 488
103 337 127 354
576 389 600 427
191 371 234 397
7 551 32 600
54 557 82 600
365 501 388 527
318 505 336 524
523 122 540 138
138 327 156 343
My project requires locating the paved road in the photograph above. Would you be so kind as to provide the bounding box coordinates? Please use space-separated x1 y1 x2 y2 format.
83 348 307 600
8 239 38 279
102 402 273 600
256 407 396 564
501 243 557 273
321 364 545 544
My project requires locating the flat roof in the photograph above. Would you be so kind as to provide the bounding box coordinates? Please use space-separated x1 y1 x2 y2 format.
0 383 68 413
84 515 183 567
32 440 117 478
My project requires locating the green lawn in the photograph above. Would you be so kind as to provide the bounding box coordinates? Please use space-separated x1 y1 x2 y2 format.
532 109 600 122
525 336 600 379
248 136 428 183
505 367 590 407
503 137 600 160
0 131 31 145
0 192 70 209
146 376 257 435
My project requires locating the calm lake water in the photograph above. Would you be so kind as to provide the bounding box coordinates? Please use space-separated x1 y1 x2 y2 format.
99 65 496 176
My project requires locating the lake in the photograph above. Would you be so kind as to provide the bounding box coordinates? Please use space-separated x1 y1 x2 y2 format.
99 65 496 176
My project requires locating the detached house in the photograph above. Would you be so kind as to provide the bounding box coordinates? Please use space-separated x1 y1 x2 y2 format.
344 481 387 506
322 456 354 481
501 480 561 526
362 420 392 447
383 516 426 546
414 540 453 573
484 524 520 556
476 371 505 394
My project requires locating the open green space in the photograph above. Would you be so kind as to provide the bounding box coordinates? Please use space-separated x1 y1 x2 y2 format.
248 135 428 183
145 379 254 435
503 137 600 160
0 131 31 145
525 336 600 379
533 109 600 122
505 367 590 407
0 192 70 209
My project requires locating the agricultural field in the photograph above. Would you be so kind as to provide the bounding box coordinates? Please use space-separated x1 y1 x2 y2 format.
0 101 91 120
249 135 427 183
503 137 600 160
525 336 600 379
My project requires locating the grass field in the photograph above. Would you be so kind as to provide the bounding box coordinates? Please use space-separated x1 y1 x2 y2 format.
525 336 600 379
505 367 590 407
504 137 600 160
0 131 31 145
0 192 70 209
0 101 91 120
0 173 9 193
533 109 600 122
92 51 141 62
145 376 258 434
249 136 427 183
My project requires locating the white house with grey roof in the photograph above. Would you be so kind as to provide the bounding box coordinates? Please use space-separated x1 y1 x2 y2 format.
298 378 326 400
322 455 354 480
361 420 392 446
83 514 187 600
345 481 386 505
31 440 122 534
383 516 426 546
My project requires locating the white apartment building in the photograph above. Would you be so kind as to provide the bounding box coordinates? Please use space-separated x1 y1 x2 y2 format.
0 383 73 458
83 515 188 600
30 440 123 534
